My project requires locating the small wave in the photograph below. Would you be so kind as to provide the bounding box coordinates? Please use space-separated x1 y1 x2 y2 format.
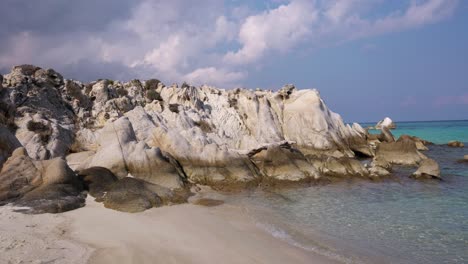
256 221 362 264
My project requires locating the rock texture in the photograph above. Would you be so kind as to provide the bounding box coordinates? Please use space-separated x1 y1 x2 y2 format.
0 65 443 213
375 117 396 129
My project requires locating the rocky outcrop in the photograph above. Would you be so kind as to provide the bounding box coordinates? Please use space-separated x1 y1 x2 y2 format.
411 159 441 179
447 141 464 148
374 136 427 167
3 65 75 160
375 117 396 129
0 147 85 213
0 65 446 213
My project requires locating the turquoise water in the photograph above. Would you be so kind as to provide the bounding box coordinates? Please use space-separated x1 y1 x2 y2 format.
361 120 468 144
230 121 468 263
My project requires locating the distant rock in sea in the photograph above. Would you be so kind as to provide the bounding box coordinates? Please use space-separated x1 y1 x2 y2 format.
447 141 464 148
0 65 441 213
375 117 396 129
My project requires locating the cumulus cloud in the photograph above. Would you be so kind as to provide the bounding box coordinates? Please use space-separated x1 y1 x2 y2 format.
0 0 459 87
184 67 246 87
224 0 318 65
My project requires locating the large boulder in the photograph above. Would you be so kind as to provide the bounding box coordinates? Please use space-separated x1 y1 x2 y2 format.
447 141 464 148
248 142 320 183
77 167 118 200
374 136 427 167
0 147 85 213
375 117 396 129
102 177 189 213
411 158 441 179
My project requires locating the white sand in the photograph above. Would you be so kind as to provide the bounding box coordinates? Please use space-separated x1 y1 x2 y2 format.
0 197 337 264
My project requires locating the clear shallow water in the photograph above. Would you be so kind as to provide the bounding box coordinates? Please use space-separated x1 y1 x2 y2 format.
229 121 468 264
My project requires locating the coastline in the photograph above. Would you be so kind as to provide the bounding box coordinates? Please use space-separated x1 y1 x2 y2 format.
0 197 338 264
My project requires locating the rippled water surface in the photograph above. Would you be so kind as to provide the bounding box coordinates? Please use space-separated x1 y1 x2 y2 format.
229 121 468 264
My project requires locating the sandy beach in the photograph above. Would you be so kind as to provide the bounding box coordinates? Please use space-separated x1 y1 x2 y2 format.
0 197 337 264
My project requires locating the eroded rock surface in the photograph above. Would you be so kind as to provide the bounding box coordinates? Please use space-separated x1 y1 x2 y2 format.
0 65 445 213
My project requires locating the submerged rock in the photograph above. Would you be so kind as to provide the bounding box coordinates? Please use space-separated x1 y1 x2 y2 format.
411 159 441 179
447 141 464 148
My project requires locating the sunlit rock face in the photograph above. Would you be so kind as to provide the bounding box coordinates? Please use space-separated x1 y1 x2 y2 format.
0 64 436 207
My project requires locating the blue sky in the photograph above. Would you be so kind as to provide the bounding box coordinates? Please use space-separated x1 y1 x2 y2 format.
0 0 467 122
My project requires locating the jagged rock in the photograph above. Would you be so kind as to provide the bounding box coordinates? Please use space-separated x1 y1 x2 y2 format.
77 167 118 200
249 142 320 183
374 136 427 167
2 65 76 160
0 147 85 213
375 117 396 129
447 141 464 148
1 65 436 193
411 158 441 179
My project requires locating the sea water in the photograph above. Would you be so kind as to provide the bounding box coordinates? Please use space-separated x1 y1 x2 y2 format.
229 120 468 264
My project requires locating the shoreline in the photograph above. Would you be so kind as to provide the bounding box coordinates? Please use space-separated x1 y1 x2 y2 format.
0 197 339 264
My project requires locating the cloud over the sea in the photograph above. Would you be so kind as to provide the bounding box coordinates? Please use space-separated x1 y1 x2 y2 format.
0 0 459 87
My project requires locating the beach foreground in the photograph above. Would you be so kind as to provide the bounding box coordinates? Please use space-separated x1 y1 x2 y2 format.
0 197 337 264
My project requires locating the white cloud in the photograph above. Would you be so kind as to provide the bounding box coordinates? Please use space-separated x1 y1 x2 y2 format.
0 0 460 87
184 67 246 88
224 0 318 65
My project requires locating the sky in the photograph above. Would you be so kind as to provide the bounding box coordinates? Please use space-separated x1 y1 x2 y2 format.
0 0 467 122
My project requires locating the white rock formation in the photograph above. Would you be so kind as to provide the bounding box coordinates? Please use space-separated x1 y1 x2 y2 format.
375 117 396 129
0 65 438 192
